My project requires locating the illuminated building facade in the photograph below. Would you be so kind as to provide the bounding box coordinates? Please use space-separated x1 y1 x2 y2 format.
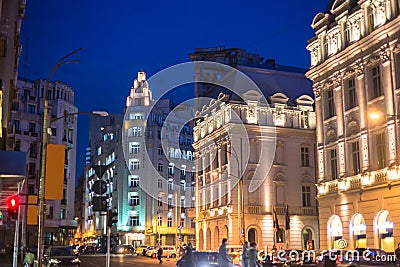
7 78 78 246
118 71 195 246
191 48 318 250
306 0 400 252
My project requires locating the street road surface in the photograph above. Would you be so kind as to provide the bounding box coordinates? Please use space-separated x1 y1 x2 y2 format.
80 254 177 267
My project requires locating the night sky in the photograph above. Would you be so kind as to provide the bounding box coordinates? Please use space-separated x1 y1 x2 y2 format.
20 0 328 178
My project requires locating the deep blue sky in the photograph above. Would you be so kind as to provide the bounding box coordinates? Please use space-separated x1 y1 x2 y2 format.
20 0 328 178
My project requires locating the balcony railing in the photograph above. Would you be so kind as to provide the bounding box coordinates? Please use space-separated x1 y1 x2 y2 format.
247 205 262 214
274 205 286 215
318 167 396 196
301 207 315 216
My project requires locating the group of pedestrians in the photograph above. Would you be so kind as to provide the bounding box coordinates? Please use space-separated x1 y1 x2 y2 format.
217 238 260 267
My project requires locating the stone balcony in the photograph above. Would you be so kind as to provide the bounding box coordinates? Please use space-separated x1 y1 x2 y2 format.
317 166 399 196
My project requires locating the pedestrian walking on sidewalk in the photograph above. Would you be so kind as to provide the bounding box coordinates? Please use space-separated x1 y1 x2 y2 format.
157 246 163 263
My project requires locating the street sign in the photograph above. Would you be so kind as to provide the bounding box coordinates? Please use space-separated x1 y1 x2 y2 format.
93 180 107 195
92 196 108 211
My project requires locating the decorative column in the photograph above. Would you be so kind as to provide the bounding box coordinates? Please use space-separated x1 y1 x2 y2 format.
314 85 325 182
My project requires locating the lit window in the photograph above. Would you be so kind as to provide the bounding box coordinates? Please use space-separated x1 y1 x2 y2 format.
129 215 139 226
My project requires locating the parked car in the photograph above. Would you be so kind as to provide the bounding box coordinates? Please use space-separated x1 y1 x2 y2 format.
161 246 178 258
176 251 239 267
116 245 135 255
135 245 149 256
43 246 81 267
145 246 155 257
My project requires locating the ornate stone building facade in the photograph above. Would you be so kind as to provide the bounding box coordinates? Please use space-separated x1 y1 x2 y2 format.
306 0 400 252
193 90 318 251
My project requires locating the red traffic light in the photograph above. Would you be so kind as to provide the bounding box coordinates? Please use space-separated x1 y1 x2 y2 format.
7 195 19 210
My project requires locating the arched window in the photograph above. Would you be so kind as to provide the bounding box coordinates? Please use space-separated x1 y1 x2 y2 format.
206 228 211 250
328 215 343 249
214 227 220 249
351 213 366 249
198 229 204 251
302 228 313 250
375 210 394 252
276 229 285 243
248 228 257 243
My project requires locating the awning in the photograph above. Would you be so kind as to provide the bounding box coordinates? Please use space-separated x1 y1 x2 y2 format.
0 150 27 208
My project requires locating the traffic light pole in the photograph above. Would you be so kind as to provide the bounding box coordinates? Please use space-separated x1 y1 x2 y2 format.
106 209 111 267
12 183 21 267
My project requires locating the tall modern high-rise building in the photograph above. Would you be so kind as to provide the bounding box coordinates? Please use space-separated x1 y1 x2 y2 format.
120 71 195 246
306 0 400 251
190 48 319 250
4 77 78 246
82 71 196 248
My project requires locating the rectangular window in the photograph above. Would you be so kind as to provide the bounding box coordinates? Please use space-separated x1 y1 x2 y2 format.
302 186 311 207
168 164 174 175
330 149 338 180
180 218 184 227
301 147 310 167
168 180 174 191
129 194 139 206
158 147 163 155
167 217 172 227
351 142 361 175
158 178 163 189
376 132 386 169
129 175 139 187
13 120 20 130
157 215 162 226
130 215 139 226
28 162 36 175
158 196 163 206
158 163 163 173
129 113 143 120
28 105 36 114
60 208 65 220
129 142 140 154
168 198 172 209
371 66 383 99
47 206 53 219
129 159 140 170
346 78 357 110
28 122 35 133
344 22 351 45
326 89 335 118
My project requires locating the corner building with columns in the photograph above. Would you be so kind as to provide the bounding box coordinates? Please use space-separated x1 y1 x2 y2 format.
306 0 400 252
191 48 319 251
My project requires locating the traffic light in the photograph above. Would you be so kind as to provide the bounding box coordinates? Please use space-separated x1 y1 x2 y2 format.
107 209 118 227
7 195 19 219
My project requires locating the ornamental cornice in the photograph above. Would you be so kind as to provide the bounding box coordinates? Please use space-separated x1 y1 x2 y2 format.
379 43 391 62
354 60 365 75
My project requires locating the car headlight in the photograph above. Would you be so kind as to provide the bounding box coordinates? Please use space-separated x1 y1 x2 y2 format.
71 258 81 263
